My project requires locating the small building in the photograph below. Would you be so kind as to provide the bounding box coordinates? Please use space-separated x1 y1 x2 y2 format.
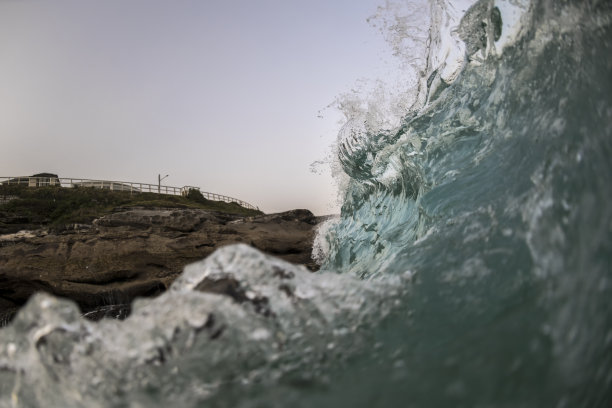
2 173 60 187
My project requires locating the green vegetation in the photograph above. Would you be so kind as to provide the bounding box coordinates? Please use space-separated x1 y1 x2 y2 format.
0 185 262 228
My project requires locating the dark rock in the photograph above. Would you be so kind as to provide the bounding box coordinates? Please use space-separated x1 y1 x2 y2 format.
0 208 321 324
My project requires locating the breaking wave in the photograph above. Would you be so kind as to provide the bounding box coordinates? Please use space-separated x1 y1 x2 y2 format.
1 0 611 406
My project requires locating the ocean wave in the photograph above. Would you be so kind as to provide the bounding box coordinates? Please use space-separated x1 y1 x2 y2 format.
1 0 611 406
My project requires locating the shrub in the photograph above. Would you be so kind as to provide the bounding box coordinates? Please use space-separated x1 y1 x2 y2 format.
185 188 207 203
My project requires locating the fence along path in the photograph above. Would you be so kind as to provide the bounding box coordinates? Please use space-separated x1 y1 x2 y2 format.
0 176 258 211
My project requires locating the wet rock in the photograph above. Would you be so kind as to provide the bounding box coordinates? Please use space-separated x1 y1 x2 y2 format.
0 208 320 321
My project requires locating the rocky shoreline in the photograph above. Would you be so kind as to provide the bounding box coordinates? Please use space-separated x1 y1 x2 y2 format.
0 207 322 325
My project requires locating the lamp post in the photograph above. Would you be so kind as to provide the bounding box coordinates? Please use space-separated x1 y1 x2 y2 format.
158 174 169 194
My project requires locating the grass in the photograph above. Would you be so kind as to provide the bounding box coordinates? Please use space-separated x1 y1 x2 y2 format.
0 185 262 228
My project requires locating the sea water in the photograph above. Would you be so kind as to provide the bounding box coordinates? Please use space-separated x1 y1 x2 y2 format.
1 0 611 406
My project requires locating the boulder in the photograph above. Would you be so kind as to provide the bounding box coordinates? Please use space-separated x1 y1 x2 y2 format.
0 208 320 321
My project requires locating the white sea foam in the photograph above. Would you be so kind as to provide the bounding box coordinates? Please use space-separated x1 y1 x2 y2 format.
0 244 406 406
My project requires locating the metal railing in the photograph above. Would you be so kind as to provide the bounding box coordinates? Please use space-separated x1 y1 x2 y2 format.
0 177 258 211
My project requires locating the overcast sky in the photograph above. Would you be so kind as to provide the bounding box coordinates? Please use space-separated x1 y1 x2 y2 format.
0 0 394 215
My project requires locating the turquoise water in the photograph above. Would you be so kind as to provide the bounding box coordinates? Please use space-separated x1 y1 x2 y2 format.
1 0 611 407
317 1 612 405
317 0 612 405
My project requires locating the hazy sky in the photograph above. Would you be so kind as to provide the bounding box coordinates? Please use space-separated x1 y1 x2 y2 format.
0 0 394 214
